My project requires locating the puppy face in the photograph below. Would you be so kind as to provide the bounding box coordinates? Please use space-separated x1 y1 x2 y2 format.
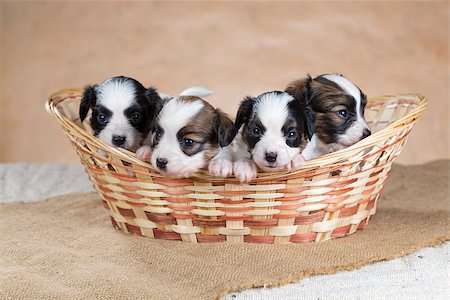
286 74 371 152
235 92 312 171
150 96 236 177
79 76 160 152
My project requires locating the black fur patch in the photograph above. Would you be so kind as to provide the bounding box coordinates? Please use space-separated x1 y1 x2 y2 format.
214 109 237 147
90 105 112 136
79 85 97 122
152 124 164 148
245 118 266 149
235 96 255 130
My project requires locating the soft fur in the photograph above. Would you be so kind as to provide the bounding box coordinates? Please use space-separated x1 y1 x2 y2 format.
210 91 312 182
135 86 214 161
79 76 160 152
148 96 237 178
286 74 371 160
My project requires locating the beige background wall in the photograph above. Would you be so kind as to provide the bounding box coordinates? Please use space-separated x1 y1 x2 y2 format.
0 1 448 165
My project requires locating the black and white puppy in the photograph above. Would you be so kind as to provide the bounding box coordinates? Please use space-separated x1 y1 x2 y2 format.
285 74 371 160
215 91 313 182
149 96 237 178
79 76 159 152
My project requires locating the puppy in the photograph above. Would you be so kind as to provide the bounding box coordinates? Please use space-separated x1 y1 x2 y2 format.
135 87 214 161
286 74 371 160
217 91 313 182
79 76 160 152
147 96 237 178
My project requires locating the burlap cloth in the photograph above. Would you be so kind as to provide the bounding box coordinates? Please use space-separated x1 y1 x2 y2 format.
1 161 449 299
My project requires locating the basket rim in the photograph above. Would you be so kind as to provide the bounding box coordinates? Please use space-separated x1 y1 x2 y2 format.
46 88 427 181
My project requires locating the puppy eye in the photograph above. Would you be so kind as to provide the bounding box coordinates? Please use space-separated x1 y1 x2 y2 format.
132 112 141 122
182 138 195 147
337 109 349 118
287 131 298 139
251 127 261 136
97 113 107 125
155 129 162 138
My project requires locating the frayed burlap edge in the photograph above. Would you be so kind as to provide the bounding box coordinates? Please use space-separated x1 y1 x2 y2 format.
216 235 450 299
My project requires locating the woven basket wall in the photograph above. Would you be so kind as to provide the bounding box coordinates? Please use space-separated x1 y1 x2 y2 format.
46 89 426 244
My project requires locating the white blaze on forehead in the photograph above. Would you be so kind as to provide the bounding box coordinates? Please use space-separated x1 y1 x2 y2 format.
322 74 361 103
322 74 362 117
251 92 299 170
159 98 204 131
151 98 206 177
95 78 141 151
254 92 294 129
97 78 137 111
321 74 367 124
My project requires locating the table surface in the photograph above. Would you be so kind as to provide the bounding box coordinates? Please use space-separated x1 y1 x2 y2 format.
1 163 449 299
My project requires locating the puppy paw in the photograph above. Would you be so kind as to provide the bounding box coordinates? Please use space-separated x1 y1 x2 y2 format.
136 146 152 162
208 158 233 177
233 158 258 183
287 153 305 171
330 144 345 153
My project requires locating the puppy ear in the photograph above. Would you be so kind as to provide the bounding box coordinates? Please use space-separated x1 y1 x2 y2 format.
214 109 237 147
145 87 160 102
235 96 255 130
286 75 316 140
79 85 97 122
285 74 313 105
145 87 161 115
144 87 163 126
288 92 316 141
304 105 315 140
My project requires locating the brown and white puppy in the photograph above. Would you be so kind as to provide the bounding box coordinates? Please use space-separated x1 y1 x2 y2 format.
218 91 312 182
286 74 371 160
146 96 237 178
135 87 213 160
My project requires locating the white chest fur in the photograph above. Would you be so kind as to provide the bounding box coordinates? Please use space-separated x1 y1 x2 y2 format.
302 135 334 160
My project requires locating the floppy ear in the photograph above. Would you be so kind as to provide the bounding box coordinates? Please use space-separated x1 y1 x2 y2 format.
304 105 315 140
152 99 165 124
285 74 313 105
145 87 162 120
214 109 237 147
286 75 316 140
235 96 255 130
79 85 97 122
288 92 315 141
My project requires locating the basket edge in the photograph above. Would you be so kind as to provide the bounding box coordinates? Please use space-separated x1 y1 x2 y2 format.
46 88 427 181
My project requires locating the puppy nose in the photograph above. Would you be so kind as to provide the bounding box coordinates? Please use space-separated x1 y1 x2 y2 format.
265 152 277 163
112 135 126 146
156 157 168 170
362 128 371 139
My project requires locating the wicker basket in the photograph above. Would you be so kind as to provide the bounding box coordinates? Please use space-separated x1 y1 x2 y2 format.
46 89 426 244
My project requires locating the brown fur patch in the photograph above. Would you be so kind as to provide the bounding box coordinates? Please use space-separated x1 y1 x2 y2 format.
176 97 233 161
285 76 312 106
286 76 358 145
311 77 357 144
